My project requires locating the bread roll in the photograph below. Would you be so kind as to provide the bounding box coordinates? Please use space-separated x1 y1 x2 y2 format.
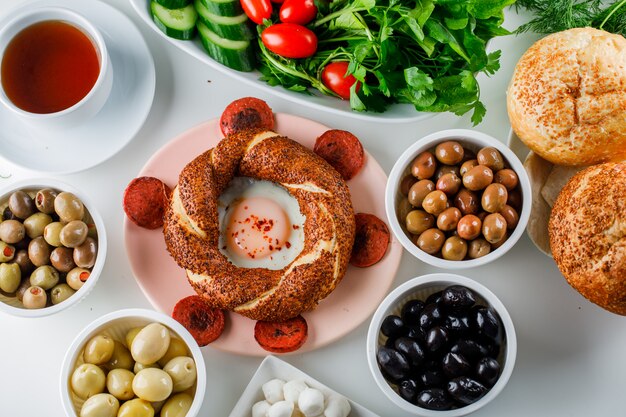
549 162 626 314
507 28 626 166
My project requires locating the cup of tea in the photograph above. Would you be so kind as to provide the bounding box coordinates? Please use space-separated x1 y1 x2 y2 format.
0 7 113 130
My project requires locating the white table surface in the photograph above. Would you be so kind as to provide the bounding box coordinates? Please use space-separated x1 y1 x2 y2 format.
1 1 624 416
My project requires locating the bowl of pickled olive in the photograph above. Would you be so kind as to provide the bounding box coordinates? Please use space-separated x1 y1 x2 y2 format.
385 129 531 269
0 179 106 317
366 274 517 416
61 309 207 417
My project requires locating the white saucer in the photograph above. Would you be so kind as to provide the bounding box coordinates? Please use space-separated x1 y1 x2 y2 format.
0 0 155 174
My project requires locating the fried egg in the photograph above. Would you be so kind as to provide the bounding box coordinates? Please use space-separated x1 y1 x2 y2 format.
218 177 305 270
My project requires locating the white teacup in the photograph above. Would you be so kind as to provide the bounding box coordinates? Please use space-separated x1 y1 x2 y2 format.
0 7 113 131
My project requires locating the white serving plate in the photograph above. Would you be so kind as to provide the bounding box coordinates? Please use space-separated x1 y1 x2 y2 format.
228 356 381 417
128 0 431 123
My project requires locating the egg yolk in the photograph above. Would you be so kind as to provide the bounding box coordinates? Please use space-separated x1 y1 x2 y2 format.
225 197 292 260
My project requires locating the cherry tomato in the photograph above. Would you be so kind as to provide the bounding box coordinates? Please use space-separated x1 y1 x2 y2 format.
261 23 318 59
321 61 361 99
279 0 317 25
240 0 272 25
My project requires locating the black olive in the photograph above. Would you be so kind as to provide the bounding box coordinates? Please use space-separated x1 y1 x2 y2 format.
419 303 442 329
394 337 426 368
473 306 501 341
416 388 453 410
376 347 411 382
447 376 488 405
450 339 490 362
419 369 445 388
401 299 425 325
475 357 501 387
405 325 426 344
384 337 397 349
442 285 476 310
445 314 471 336
381 315 405 338
399 379 420 403
442 352 471 378
425 291 443 305
475 335 501 359
426 326 449 352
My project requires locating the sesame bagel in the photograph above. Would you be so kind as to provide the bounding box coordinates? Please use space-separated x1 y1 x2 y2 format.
163 129 356 321
549 162 626 315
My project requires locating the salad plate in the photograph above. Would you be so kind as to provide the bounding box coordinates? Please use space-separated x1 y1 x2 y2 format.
0 0 155 174
124 113 403 356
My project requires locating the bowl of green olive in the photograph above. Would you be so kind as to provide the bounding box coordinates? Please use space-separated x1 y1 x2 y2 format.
61 308 206 417
0 179 106 317
385 129 531 269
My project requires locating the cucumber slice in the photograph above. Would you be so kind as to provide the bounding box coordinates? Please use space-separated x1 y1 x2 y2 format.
154 0 191 9
199 0 243 18
194 0 254 41
150 1 198 40
197 21 256 72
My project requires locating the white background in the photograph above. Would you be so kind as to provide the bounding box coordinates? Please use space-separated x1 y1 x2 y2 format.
1 1 625 416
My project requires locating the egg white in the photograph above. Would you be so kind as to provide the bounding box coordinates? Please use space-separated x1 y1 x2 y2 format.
218 177 305 270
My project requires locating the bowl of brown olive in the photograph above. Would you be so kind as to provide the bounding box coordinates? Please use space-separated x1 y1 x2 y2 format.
366 274 517 416
385 129 531 269
0 179 106 317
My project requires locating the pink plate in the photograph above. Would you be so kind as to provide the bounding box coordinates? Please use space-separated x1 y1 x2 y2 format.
124 113 403 356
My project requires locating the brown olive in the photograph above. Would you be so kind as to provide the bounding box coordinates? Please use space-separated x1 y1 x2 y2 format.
23 213 53 239
477 147 504 171
406 210 435 235
50 247 76 272
453 189 480 215
408 180 435 208
462 165 493 191
74 237 97 268
434 165 461 181
436 208 462 232
60 220 88 248
422 191 448 216
468 238 491 259
462 148 476 162
14 249 34 275
435 141 464 165
460 159 478 176
441 236 468 261
411 151 437 180
8 191 36 219
416 229 446 255
481 183 508 213
2 206 17 221
491 232 509 249
28 236 51 267
400 176 417 196
0 220 25 244
500 205 519 230
15 277 31 301
397 199 413 224
54 192 85 223
35 189 58 214
507 188 522 210
494 169 519 191
477 211 488 222
457 215 482 240
14 237 30 251
43 222 64 247
436 173 461 196
482 213 507 244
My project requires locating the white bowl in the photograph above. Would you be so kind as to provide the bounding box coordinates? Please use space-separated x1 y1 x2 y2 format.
0 6 113 130
385 129 532 269
60 308 207 417
366 273 517 417
0 178 107 318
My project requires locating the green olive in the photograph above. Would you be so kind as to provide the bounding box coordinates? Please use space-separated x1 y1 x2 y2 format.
14 249 34 275
79 393 119 417
54 192 84 222
50 283 75 305
22 286 47 309
0 263 21 293
83 334 115 365
23 213 53 239
50 247 76 273
134 362 158 374
35 188 58 214
132 368 173 402
67 267 91 291
158 338 189 367
43 222 64 247
30 265 59 290
161 393 193 417
73 237 97 269
131 323 171 365
104 341 134 371
28 236 51 267
106 368 135 401
0 219 25 244
117 399 154 417
8 191 36 219
125 327 143 349
60 220 88 248
163 356 197 393
0 241 15 262
71 363 106 399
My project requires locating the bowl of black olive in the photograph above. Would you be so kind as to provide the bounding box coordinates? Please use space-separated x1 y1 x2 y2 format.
366 273 516 416
0 179 106 317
